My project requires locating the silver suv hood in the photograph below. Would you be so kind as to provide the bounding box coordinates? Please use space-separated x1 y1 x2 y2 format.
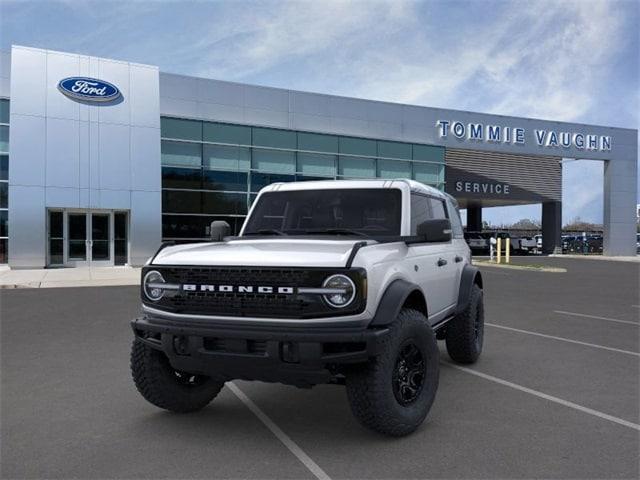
152 238 365 267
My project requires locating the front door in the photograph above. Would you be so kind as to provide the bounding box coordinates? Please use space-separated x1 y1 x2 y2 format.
48 210 129 267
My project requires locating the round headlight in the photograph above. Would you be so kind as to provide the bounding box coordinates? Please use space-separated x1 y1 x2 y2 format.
143 270 165 302
322 274 356 308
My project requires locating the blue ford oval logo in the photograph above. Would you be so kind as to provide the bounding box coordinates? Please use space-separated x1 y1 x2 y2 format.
58 77 121 102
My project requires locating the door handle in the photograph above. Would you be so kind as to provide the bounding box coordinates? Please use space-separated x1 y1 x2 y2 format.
455 256 463 263
437 258 447 267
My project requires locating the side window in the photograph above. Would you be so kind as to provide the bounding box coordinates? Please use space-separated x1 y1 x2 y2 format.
446 199 464 238
428 198 448 220
410 194 430 234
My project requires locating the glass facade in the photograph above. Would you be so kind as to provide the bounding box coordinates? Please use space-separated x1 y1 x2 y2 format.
160 117 445 241
0 99 8 263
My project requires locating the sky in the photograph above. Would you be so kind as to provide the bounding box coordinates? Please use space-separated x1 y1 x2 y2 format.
1 0 638 225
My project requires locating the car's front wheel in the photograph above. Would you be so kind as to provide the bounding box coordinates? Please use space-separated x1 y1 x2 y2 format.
130 340 224 413
345 308 439 436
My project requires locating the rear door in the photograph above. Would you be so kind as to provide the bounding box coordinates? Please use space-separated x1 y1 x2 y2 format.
407 194 458 321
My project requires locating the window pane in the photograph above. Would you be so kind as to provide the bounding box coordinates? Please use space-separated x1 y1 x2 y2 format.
161 141 201 167
339 137 376 157
447 200 464 238
163 215 241 239
161 117 201 141
410 195 430 235
297 152 336 177
296 175 330 182
0 155 7 181
250 172 295 192
202 170 247 191
0 238 6 263
0 126 8 153
429 198 448 220
252 127 296 149
0 210 7 237
162 190 202 213
162 167 202 189
244 189 402 236
297 132 338 153
338 156 376 178
413 144 445 163
377 159 411 178
202 192 247 214
203 144 250 171
252 148 295 173
48 211 63 238
413 163 443 185
0 99 9 124
378 141 411 160
0 183 7 208
203 122 251 145
49 239 62 265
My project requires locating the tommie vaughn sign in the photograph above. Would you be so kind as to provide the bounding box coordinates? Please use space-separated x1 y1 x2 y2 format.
58 77 121 102
436 120 612 152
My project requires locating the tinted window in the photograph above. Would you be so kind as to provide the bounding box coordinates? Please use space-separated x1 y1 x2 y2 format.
162 167 202 189
202 170 247 192
446 199 464 238
410 195 430 235
243 189 402 236
428 198 447 220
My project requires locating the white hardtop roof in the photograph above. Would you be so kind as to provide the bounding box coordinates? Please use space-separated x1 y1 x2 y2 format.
260 179 447 198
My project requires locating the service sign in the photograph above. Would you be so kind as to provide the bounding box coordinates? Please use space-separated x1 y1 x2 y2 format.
58 77 121 102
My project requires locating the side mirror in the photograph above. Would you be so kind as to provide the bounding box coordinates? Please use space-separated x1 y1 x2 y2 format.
210 221 230 241
416 219 452 243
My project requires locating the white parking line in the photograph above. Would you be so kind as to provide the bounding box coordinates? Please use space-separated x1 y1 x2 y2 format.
228 382 331 480
486 323 640 357
444 363 640 431
554 310 639 326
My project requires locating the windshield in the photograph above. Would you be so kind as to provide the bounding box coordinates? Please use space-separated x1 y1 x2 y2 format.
243 188 402 237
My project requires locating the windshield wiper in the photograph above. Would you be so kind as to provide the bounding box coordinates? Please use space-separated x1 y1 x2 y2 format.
245 229 287 236
306 228 369 237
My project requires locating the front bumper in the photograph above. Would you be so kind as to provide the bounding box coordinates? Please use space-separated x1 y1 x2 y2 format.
131 315 388 387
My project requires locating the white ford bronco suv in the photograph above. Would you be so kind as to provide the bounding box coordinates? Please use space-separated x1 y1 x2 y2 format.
131 179 484 436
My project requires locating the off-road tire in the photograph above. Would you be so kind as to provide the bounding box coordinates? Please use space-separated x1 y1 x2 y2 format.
445 283 484 364
345 309 439 436
131 340 224 413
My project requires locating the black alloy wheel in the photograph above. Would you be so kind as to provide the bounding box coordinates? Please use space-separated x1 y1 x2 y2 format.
392 341 426 406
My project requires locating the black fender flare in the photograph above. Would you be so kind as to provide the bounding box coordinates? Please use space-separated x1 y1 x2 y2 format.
455 264 483 315
369 279 424 327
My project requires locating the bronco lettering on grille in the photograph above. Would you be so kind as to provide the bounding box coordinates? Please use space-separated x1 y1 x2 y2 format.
182 284 295 294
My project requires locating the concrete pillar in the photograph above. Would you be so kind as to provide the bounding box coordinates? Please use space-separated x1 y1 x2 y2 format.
603 153 637 256
467 205 482 232
542 201 562 254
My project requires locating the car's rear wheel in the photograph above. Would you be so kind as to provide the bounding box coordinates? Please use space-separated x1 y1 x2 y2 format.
345 308 439 436
445 283 484 363
131 340 224 413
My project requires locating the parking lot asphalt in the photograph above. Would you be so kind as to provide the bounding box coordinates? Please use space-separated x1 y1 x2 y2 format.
1 257 639 479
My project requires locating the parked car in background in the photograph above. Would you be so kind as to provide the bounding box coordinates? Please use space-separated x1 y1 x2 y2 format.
518 236 537 254
464 231 488 253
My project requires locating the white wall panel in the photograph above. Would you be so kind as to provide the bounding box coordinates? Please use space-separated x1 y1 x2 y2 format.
46 186 79 207
98 122 130 190
100 189 131 209
9 114 46 186
244 85 288 112
130 126 160 191
198 78 244 105
8 185 46 267
10 47 46 116
130 190 161 265
130 66 160 128
46 117 80 188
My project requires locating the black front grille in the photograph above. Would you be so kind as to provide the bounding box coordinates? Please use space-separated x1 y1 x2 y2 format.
143 266 366 319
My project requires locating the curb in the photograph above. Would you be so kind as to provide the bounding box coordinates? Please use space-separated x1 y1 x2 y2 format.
473 261 567 273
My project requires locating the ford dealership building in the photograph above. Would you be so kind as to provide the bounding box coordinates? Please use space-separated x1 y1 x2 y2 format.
0 45 637 267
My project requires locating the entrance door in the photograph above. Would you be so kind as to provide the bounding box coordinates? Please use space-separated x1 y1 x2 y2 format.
90 213 112 266
67 213 89 266
48 210 129 267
